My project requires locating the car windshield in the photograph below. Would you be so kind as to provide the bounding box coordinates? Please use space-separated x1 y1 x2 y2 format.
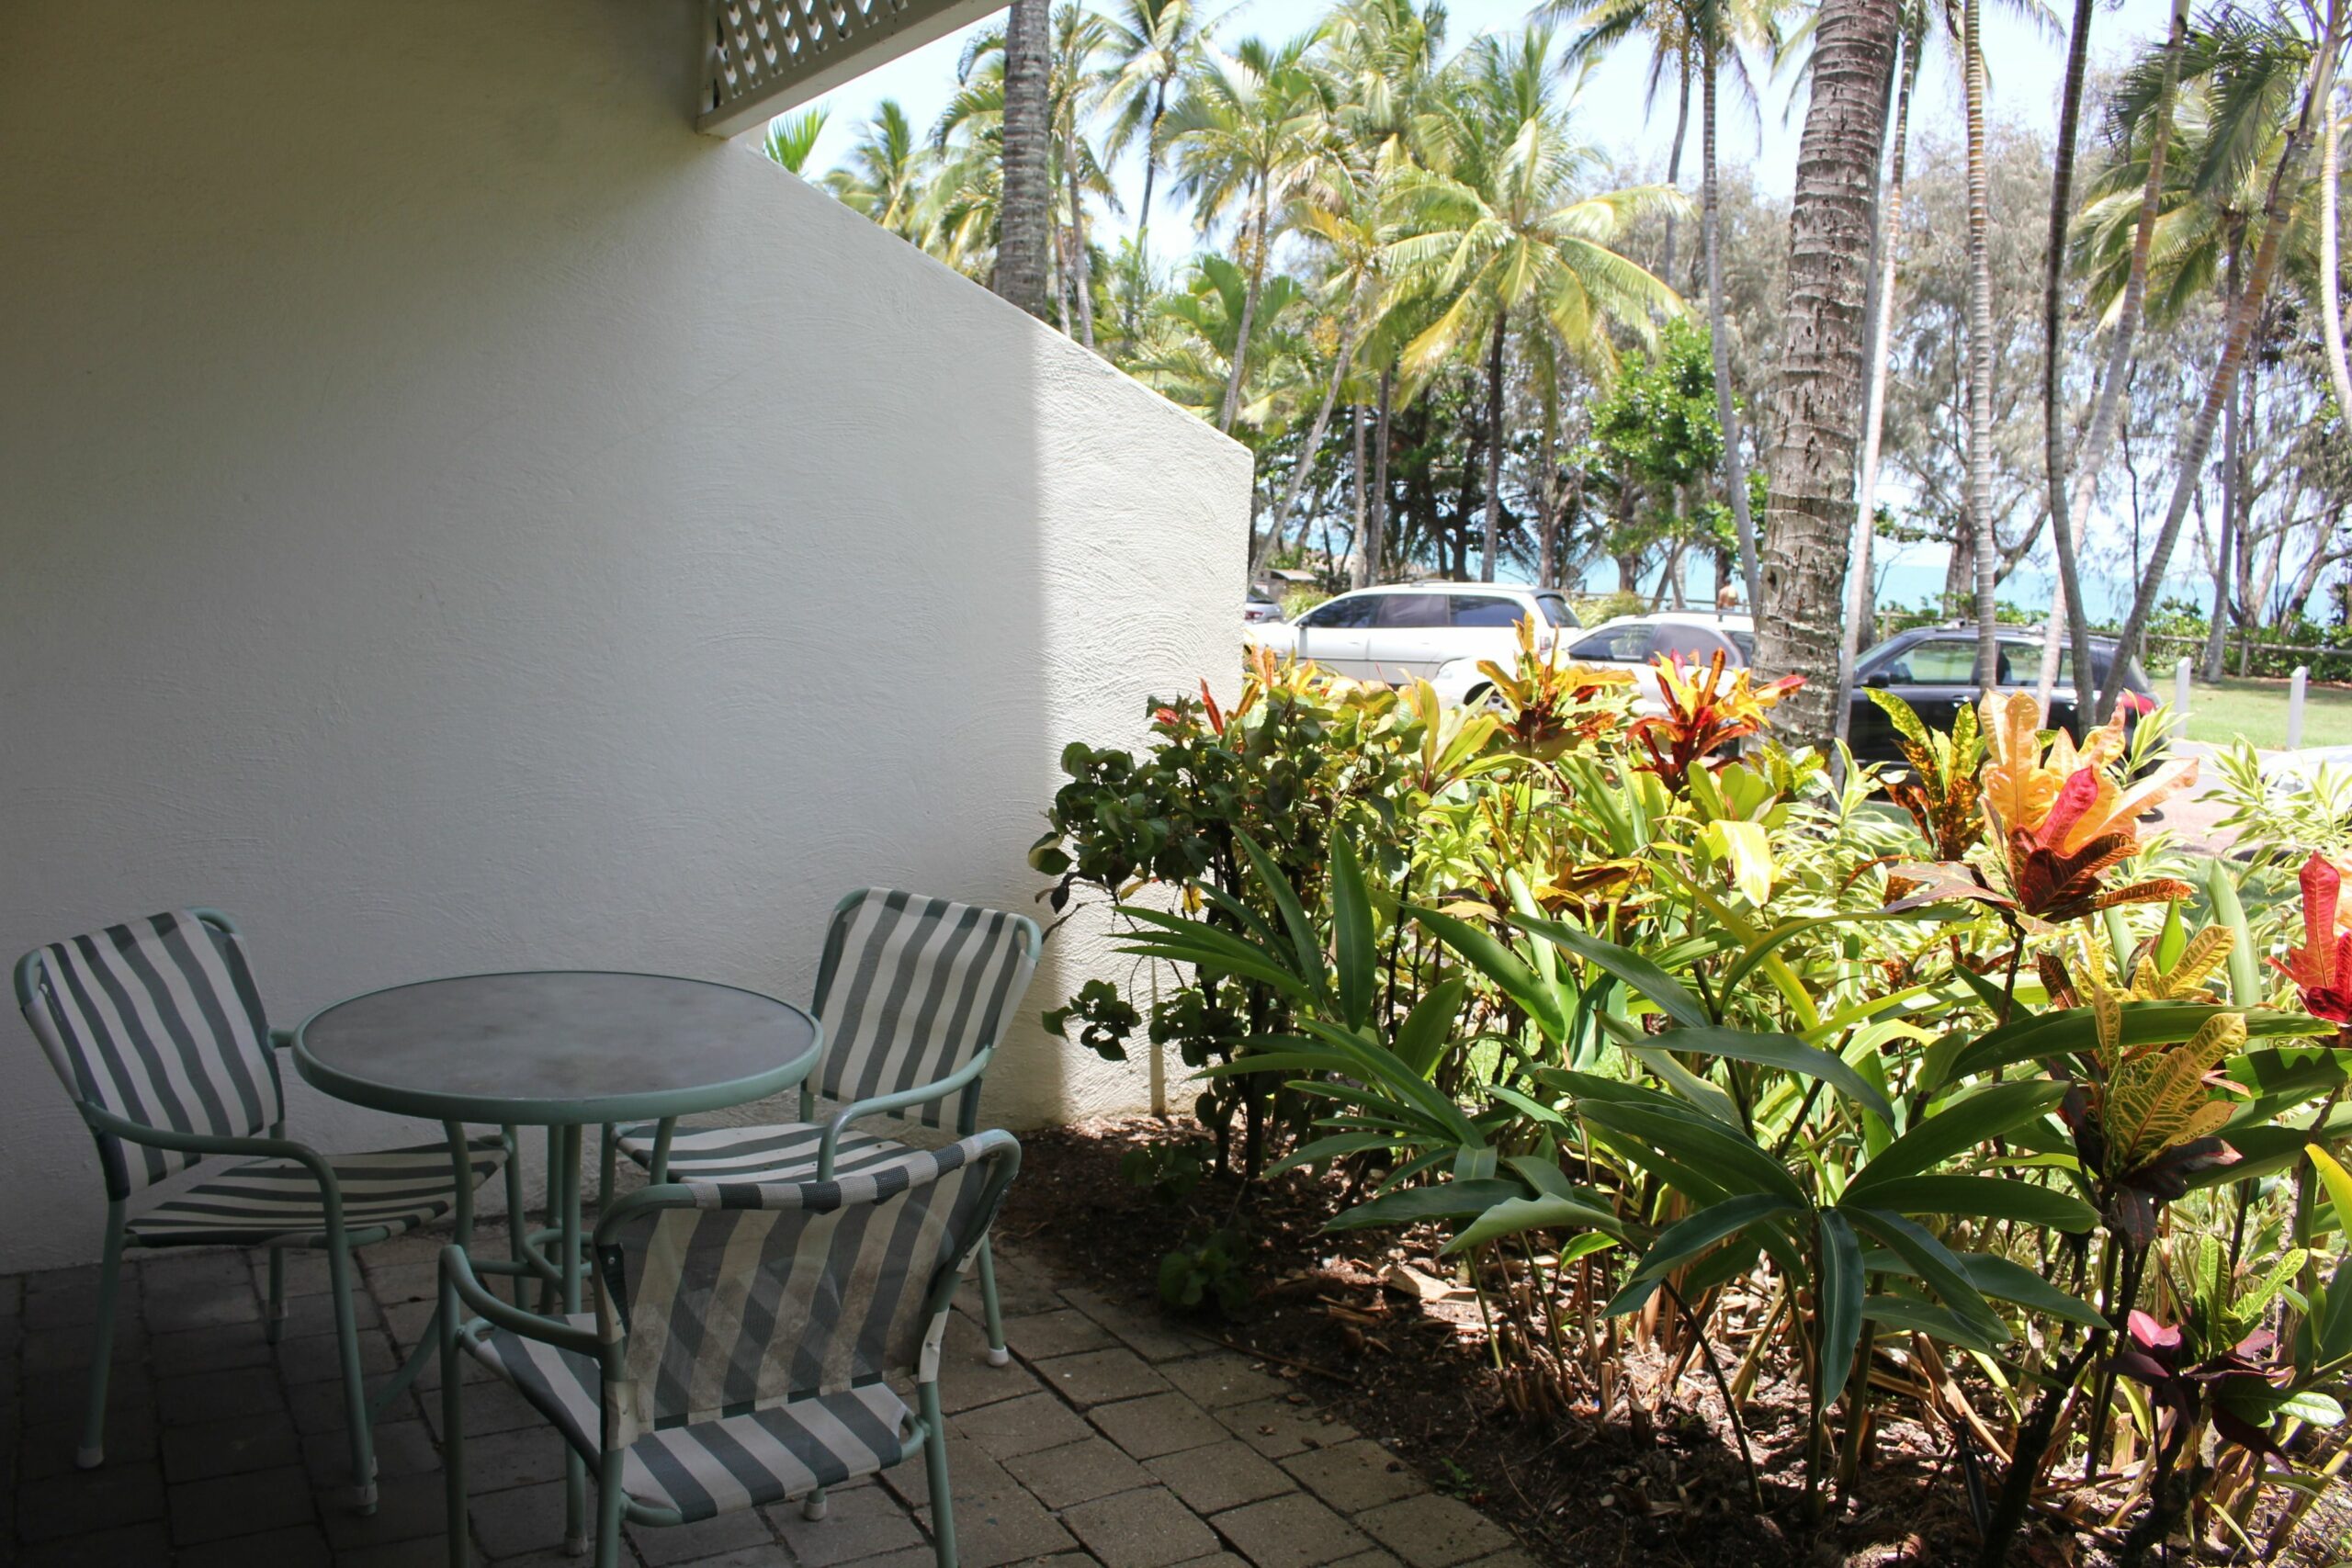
1726 630 1753 660
1536 592 1578 627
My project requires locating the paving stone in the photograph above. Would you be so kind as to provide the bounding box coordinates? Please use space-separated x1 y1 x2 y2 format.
1062 1484 1220 1568
461 1474 572 1560
969 1245 1065 1316
1213 1400 1356 1461
20 1362 151 1427
143 1277 258 1335
17 1518 170 1567
764 1479 925 1566
1328 1551 1403 1568
1453 1552 1538 1568
178 1522 334 1566
151 1320 275 1375
1004 1306 1117 1361
1147 1444 1297 1516
162 1411 306 1483
169 1463 318 1544
141 1249 255 1295
159 1365 283 1427
1172 1556 1256 1568
1280 1441 1426 1515
938 1340 1046 1416
19 1408 158 1481
1004 1437 1154 1509
419 1376 547 1440
322 1472 450 1552
628 1505 775 1563
647 1544 794 1568
1033 1347 1173 1409
951 1390 1094 1460
275 1324 401 1384
337 1537 449 1568
1351 1495 1513 1568
456 1425 571 1495
15 1458 167 1541
881 1436 1012 1510
21 1319 146 1373
277 1285 384 1338
911 1482 1076 1568
1090 1393 1229 1461
1059 1286 1205 1362
1159 1355 1291 1411
365 1261 443 1306
253 1247 335 1298
1211 1493 1372 1568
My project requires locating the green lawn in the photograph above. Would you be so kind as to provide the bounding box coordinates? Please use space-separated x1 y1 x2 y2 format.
2177 675 2352 751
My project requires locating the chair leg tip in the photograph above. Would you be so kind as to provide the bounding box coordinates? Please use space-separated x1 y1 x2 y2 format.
352 1482 379 1514
75 1446 103 1470
985 1347 1011 1368
802 1496 830 1521
563 1532 591 1556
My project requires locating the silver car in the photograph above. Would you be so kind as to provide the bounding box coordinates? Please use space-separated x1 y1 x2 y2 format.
1246 583 1581 682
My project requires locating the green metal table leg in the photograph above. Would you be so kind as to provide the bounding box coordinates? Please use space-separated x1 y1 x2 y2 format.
504 1125 529 1310
560 1122 587 1556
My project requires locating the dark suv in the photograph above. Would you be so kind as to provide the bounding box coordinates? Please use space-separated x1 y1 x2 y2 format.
1848 625 2158 762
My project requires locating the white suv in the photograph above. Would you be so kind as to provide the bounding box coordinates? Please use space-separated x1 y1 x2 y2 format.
1246 583 1580 682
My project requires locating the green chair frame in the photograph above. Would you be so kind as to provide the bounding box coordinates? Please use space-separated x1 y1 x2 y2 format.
439 1131 1021 1567
14 909 507 1510
612 890 1041 1368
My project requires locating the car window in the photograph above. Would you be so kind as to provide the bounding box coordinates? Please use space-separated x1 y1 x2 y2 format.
1448 594 1526 628
1876 637 1977 684
1992 642 2080 687
1649 625 1733 664
1726 630 1754 661
1536 592 1579 628
1374 592 1452 629
1568 626 1649 662
1299 594 1378 629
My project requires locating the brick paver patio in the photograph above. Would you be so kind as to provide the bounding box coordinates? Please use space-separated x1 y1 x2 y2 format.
0 1224 1535 1568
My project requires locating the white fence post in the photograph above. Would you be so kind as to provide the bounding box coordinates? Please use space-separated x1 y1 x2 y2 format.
2175 656 2191 718
2289 664 2309 750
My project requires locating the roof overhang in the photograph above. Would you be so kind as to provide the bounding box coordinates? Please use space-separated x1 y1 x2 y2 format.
698 0 1006 138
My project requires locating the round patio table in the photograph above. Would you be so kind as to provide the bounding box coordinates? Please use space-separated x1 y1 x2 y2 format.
294 970 821 1551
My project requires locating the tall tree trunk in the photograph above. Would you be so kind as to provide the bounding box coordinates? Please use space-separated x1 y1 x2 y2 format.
1662 50 1693 288
1220 189 1270 434
1963 0 2000 688
2041 0 2189 706
2034 0 2101 725
2324 75 2352 421
1755 0 1902 743
1130 82 1169 337
2099 0 2346 718
1835 36 1915 743
1360 367 1394 587
1704 39 1764 611
1253 311 1364 582
1065 134 1098 351
1351 400 1368 585
994 0 1055 318
1480 312 1508 581
2203 232 2245 682
1538 343 1565 589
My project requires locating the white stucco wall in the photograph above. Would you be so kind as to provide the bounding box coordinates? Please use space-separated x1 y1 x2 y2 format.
0 1 1250 1271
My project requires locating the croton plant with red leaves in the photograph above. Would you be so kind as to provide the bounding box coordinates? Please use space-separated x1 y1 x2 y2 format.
2268 852 2352 1025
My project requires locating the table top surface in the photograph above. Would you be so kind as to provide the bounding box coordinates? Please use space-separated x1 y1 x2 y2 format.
292 970 820 1125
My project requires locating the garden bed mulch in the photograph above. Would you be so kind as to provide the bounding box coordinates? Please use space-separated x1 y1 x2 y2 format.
998 1115 2349 1568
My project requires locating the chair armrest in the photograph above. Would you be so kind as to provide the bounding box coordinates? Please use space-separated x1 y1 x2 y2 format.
819 1049 992 1179
79 1103 354 1226
438 1245 605 1358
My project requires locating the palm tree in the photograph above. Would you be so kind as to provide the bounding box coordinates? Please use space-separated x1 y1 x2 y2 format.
824 102 931 241
2097 0 2348 719
1096 0 1210 329
1050 4 1119 348
996 0 1055 316
1383 27 1680 581
1697 0 1770 610
2034 0 2104 716
1962 0 1998 686
1164 33 1336 433
1555 0 1702 286
758 107 829 175
1752 0 1904 743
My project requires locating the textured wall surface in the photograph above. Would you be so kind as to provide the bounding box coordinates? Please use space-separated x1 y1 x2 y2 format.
0 1 1248 1269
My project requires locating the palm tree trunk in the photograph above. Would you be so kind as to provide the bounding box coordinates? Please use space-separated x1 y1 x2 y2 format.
2039 0 2189 709
2034 0 2101 726
1064 135 1098 351
2323 75 2352 418
995 0 1055 317
1963 0 1999 689
1538 342 1564 589
1704 38 1763 612
1359 367 1393 587
1835 35 1914 743
1129 82 1169 338
1662 49 1692 289
1219 188 1270 434
2203 233 2245 683
1351 400 1368 582
2098 0 2346 719
1253 313 1364 582
1753 0 1904 743
1479 311 1508 581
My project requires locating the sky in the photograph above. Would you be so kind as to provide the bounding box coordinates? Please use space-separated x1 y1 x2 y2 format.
778 0 2197 613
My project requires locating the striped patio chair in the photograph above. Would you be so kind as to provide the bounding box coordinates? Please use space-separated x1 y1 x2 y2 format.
611 889 1039 1364
14 909 507 1509
439 1131 1020 1568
